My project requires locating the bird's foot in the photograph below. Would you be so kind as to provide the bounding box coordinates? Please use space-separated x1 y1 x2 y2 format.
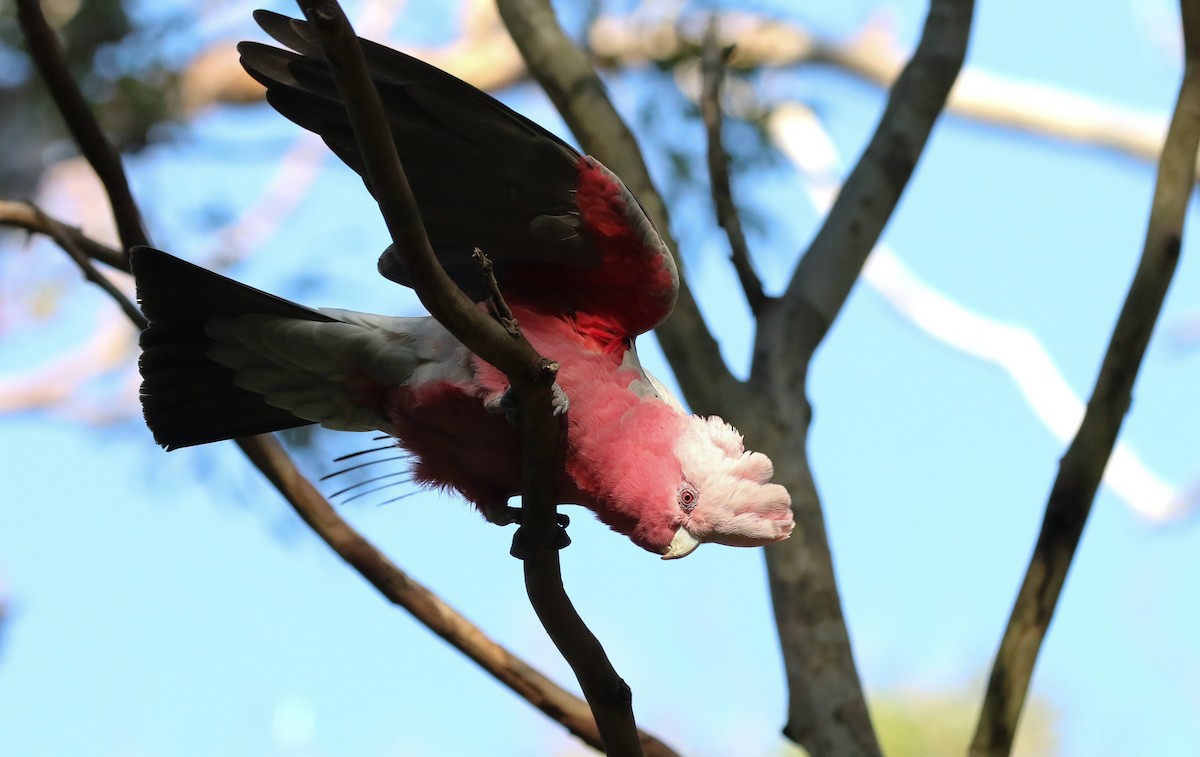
549 383 569 415
509 519 572 560
482 502 570 559
484 384 570 426
483 502 569 529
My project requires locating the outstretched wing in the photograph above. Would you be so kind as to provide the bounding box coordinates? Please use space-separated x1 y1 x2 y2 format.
238 10 677 341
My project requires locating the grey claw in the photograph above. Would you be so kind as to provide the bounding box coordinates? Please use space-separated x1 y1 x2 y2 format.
485 384 569 422
551 383 570 416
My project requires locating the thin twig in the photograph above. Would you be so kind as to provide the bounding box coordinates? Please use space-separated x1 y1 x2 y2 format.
15 0 148 253
514 373 647 757
700 17 766 316
29 206 147 329
590 12 1183 175
291 3 647 754
473 248 521 337
0 200 129 271
969 3 1200 755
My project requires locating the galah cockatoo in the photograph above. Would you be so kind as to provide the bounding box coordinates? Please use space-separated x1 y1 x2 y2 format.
131 10 794 559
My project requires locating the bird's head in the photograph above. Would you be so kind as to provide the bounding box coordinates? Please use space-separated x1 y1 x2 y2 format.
627 415 794 559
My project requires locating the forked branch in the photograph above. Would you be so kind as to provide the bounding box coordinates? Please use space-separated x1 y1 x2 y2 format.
776 0 975 358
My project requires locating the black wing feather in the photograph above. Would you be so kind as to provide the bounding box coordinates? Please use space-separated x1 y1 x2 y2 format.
238 10 598 299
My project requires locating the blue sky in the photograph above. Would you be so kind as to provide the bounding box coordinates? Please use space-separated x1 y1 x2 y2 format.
2 0 1199 755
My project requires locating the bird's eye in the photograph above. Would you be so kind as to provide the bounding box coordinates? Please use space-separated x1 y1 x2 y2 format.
677 483 698 513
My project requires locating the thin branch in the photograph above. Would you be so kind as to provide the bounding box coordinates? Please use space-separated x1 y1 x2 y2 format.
29 206 147 329
0 200 128 271
700 18 767 316
768 105 1187 523
291 3 646 754
15 0 148 253
970 2 1200 754
591 12 1182 174
496 0 745 417
774 0 975 357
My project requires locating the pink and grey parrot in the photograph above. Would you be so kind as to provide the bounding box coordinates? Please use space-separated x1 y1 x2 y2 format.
131 11 794 559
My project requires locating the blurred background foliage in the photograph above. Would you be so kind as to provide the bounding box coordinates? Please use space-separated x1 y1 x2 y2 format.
0 0 183 197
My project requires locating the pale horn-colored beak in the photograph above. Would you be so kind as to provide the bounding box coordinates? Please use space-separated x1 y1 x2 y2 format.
662 526 702 560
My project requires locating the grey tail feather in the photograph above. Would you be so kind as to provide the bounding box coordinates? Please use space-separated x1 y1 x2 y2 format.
130 245 335 450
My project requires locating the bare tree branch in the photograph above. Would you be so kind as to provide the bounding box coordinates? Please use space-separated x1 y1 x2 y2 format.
28 205 146 329
239 434 679 757
495 0 745 417
0 200 127 271
145 5 1192 196
0 202 142 423
15 0 148 253
776 0 974 353
292 2 646 753
969 3 1200 754
700 18 766 316
11 3 679 753
770 103 1191 523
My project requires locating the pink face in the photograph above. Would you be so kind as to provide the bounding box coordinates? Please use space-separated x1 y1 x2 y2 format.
662 452 794 559
622 417 795 559
565 397 793 558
